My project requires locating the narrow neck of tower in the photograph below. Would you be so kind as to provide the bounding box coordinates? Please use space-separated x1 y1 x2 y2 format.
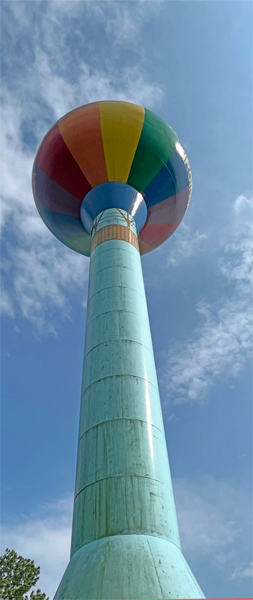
91 207 139 254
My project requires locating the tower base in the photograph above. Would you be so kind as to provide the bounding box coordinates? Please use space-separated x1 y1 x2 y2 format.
54 534 205 599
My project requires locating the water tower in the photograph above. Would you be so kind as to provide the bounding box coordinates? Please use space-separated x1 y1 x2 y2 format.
32 101 204 599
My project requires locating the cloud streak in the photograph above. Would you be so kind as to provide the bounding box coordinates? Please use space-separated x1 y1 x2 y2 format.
162 196 253 403
231 562 253 581
35 50 163 122
1 496 72 600
167 222 208 267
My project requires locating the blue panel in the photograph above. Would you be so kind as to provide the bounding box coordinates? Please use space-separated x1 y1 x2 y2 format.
144 164 176 208
33 164 81 217
39 207 86 236
169 150 190 193
144 150 189 208
146 187 189 225
37 207 90 256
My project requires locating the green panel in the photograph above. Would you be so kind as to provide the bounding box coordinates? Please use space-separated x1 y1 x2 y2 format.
66 233 91 255
127 109 178 192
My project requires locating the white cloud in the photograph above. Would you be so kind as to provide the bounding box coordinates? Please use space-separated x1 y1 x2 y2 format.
0 96 34 231
167 222 208 267
48 0 164 41
174 476 252 587
233 194 253 214
0 289 14 318
162 195 253 403
231 562 253 581
1 496 72 600
9 244 88 330
35 51 163 122
175 477 241 558
164 296 252 403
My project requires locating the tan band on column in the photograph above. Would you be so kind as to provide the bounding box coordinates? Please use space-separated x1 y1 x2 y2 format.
91 224 139 253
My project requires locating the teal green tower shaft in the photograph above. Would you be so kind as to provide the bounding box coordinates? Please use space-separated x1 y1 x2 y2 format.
54 208 205 599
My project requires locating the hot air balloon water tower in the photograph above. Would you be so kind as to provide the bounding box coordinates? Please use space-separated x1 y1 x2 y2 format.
32 101 205 599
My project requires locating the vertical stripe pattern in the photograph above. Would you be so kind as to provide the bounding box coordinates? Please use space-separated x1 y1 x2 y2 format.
33 101 192 256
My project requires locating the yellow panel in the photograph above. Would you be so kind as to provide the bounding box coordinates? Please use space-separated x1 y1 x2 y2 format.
100 101 145 183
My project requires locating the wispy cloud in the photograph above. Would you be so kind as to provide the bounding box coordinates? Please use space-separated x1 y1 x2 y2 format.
233 194 253 214
35 50 163 122
1 496 72 600
167 222 208 267
162 195 253 403
3 243 88 332
231 562 253 581
174 476 252 586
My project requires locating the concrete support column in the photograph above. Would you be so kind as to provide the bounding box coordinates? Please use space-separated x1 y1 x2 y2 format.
72 207 180 554
54 208 205 600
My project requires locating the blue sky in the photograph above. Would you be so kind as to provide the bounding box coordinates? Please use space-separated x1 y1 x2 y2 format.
1 1 252 598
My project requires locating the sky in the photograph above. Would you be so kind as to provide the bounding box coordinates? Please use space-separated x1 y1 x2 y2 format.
1 1 252 598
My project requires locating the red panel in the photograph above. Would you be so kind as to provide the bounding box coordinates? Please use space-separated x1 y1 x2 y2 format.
35 123 91 201
140 222 179 248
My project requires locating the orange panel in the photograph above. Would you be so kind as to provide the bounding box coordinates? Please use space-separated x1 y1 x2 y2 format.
58 103 108 188
139 240 153 255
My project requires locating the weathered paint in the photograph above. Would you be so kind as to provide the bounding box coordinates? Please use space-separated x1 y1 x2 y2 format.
54 208 205 600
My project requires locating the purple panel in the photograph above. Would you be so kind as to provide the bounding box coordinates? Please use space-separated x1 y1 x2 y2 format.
140 222 179 247
34 165 82 218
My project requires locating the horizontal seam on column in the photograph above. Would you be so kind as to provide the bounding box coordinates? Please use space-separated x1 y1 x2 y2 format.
89 264 142 277
74 474 173 500
88 284 146 304
81 373 159 395
90 248 139 267
85 308 149 328
83 337 155 361
90 260 141 272
91 242 136 255
78 417 165 441
92 226 137 236
71 533 181 556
